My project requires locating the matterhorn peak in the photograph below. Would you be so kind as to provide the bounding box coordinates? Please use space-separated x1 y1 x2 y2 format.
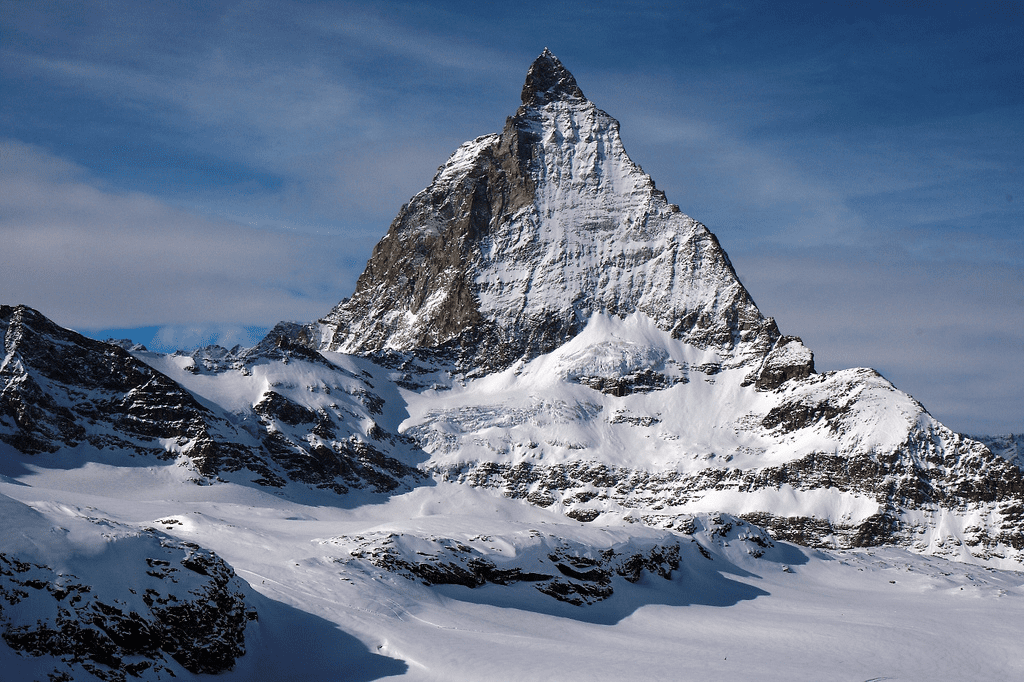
316 51 801 382
520 48 587 106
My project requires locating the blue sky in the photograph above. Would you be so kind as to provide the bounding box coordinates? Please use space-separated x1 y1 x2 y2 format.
1 0 1021 435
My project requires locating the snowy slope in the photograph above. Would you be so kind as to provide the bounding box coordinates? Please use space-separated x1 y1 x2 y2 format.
1 305 425 497
4 304 1020 678
398 312 1024 566
1 470 1022 681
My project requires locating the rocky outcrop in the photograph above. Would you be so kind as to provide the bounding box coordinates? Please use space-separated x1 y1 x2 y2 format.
0 535 253 681
430 424 1024 562
328 527 683 606
749 335 815 390
325 512 777 607
1 304 225 460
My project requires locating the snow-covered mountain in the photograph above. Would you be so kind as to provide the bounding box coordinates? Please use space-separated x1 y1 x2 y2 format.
2 51 1022 680
0 304 425 495
975 433 1024 470
313 50 1023 565
316 49 794 381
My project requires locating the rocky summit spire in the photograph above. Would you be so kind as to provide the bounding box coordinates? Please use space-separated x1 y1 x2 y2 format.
520 48 586 106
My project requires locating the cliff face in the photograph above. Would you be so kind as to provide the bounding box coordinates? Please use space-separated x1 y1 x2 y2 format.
316 50 795 379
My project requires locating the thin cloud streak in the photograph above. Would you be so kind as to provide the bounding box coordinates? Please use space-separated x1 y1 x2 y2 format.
0 140 361 329
304 4 517 77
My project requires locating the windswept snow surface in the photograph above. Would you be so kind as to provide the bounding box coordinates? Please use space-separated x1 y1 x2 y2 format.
404 312 920 470
0 462 1022 682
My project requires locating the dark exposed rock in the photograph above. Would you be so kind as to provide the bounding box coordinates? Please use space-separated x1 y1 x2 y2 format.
761 397 850 434
261 430 423 495
337 531 680 606
609 412 661 427
752 336 815 390
565 508 601 523
536 578 612 605
575 369 678 396
0 304 424 496
740 512 844 547
0 537 252 681
253 391 317 426
434 434 1024 554
1 305 215 457
520 48 586 107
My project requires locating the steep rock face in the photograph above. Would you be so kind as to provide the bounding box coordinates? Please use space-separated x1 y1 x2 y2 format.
317 50 787 377
0 305 423 495
0 304 229 462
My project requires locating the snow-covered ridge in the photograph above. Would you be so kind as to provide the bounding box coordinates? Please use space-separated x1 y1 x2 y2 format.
393 311 1024 566
0 304 425 496
974 433 1024 469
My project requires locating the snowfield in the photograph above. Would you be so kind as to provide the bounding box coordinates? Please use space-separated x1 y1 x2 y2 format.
6 299 1020 678
1 465 1022 681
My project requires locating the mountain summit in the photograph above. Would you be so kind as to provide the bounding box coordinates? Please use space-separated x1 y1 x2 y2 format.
521 48 587 106
315 51 808 384
312 52 1024 563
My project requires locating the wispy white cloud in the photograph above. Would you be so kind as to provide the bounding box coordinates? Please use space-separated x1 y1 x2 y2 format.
1 7 516 237
10 51 361 156
0 139 359 329
304 3 517 77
